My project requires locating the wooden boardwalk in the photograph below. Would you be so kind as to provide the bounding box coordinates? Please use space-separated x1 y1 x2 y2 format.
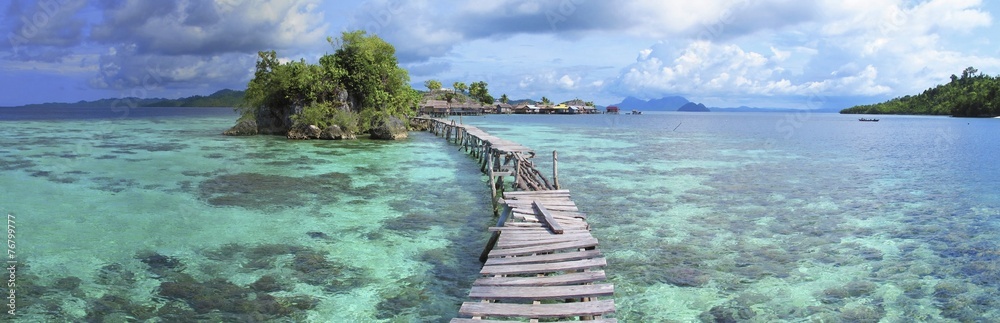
413 117 615 322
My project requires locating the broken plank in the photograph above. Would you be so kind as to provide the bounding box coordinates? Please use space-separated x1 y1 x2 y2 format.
534 201 564 234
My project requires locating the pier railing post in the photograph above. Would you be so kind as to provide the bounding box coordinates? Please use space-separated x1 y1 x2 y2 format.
553 150 560 190
479 203 511 263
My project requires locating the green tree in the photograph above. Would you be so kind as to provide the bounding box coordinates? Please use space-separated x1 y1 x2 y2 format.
237 30 418 135
424 79 442 92
469 81 493 104
540 96 552 105
332 31 417 127
453 81 467 95
841 66 1000 117
499 94 509 104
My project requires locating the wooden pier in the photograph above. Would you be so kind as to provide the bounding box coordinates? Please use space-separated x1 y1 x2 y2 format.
413 117 616 322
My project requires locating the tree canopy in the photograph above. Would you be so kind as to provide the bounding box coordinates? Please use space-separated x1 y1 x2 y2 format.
469 81 494 104
453 82 468 95
424 79 442 92
841 67 1000 117
238 31 418 134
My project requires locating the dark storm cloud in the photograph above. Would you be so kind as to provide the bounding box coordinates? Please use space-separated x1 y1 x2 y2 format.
2 0 89 61
91 1 255 55
353 0 822 63
80 0 325 92
88 43 254 91
706 0 820 41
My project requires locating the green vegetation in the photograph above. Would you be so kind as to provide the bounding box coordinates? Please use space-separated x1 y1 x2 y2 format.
8 89 244 109
145 89 245 107
424 79 442 92
468 81 494 104
841 67 1000 117
453 82 467 95
239 30 418 133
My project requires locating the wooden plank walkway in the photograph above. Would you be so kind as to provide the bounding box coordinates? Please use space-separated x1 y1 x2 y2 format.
413 117 615 322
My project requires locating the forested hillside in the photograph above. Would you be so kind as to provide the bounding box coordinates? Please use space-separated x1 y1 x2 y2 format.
841 67 1000 117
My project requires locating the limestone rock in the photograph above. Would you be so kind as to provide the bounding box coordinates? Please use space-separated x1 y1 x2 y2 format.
408 118 430 131
222 119 258 136
287 124 322 140
319 125 356 140
369 116 408 140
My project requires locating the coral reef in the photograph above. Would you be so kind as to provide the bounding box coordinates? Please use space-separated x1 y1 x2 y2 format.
664 267 711 287
197 172 353 211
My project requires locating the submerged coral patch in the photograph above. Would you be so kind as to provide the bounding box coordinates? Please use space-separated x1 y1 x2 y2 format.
90 176 140 193
95 142 189 152
0 156 36 171
197 172 352 211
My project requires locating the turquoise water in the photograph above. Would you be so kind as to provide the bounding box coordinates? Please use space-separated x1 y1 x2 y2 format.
2 108 491 321
460 113 1000 322
3 108 999 322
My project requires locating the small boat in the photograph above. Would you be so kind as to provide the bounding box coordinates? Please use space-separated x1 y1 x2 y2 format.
628 109 642 115
859 118 879 122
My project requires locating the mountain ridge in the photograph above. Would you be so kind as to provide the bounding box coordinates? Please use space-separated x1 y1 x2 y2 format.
3 89 245 109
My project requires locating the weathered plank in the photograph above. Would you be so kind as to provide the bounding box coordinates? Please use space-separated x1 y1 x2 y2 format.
504 199 577 207
481 257 607 275
451 319 617 323
488 238 599 257
503 189 571 197
469 284 614 300
458 300 616 318
511 209 587 221
497 231 593 241
474 271 607 287
488 226 590 233
496 236 591 249
484 249 603 266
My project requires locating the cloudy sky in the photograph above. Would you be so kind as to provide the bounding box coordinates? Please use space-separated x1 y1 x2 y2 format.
2 0 999 109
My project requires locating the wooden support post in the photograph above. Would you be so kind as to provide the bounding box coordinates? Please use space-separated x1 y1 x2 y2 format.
553 150 560 190
488 154 497 214
513 158 520 188
479 203 511 262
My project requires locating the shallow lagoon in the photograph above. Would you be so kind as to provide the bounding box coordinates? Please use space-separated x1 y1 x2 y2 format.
3 108 1000 321
462 113 1000 322
3 108 491 321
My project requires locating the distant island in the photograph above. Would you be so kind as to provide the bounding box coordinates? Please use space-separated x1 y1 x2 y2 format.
841 67 999 117
610 96 838 113
612 96 692 111
677 102 710 112
4 89 245 109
